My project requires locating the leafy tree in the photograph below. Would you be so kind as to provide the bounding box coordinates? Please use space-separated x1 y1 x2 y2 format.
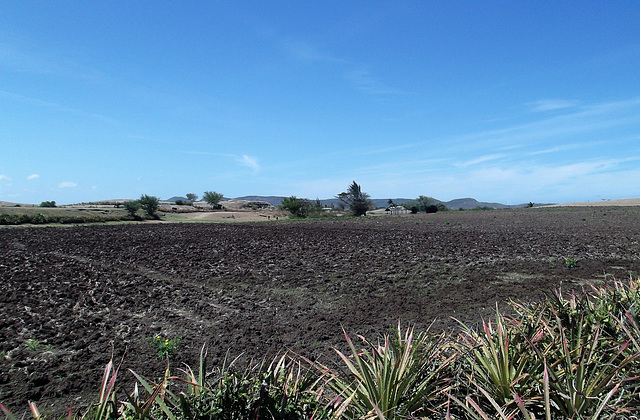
123 200 141 218
186 193 198 203
203 191 224 208
40 201 56 208
337 181 372 217
417 195 436 213
139 194 160 218
425 204 438 213
280 196 312 218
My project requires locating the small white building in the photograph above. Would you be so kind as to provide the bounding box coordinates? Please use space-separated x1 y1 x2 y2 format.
385 206 409 215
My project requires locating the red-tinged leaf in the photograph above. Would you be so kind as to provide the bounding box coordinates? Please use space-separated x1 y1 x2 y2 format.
0 402 17 420
28 401 40 419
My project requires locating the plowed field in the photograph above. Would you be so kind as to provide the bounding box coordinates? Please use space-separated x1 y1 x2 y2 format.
2 207 640 415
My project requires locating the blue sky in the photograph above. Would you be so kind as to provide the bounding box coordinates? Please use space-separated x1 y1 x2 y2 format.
1 1 639 205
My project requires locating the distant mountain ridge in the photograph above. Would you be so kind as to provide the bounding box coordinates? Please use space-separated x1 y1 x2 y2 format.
233 195 538 210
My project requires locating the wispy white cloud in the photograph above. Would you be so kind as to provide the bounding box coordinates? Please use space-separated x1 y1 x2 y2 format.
345 69 405 96
26 174 39 180
0 89 117 123
279 36 402 97
442 97 640 154
528 99 580 112
238 155 260 172
457 154 504 167
58 181 78 188
281 39 345 64
180 150 236 158
0 40 111 84
527 144 581 156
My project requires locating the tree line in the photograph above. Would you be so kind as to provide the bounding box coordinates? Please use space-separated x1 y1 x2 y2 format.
123 191 224 219
279 181 447 218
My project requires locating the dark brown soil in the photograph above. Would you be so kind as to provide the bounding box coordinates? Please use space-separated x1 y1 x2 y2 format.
2 207 640 416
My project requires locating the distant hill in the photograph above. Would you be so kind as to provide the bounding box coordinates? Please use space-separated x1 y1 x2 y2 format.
165 196 188 202
233 196 289 206
444 198 515 210
3 196 552 209
232 196 538 210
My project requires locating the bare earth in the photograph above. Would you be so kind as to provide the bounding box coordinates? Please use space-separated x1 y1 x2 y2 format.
543 198 640 207
2 206 640 416
177 210 286 222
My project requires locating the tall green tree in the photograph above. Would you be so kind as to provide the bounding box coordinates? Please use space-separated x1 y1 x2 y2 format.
139 194 159 218
417 195 436 213
337 181 372 217
280 196 311 218
203 191 224 208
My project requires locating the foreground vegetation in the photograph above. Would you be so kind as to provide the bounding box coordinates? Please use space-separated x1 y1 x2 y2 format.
3 278 640 419
0 209 132 225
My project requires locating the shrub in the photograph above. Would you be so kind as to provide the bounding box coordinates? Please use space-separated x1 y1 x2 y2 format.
123 200 141 218
0 214 20 225
280 196 312 218
425 204 438 213
124 351 332 420
323 325 453 418
30 213 46 224
139 195 160 218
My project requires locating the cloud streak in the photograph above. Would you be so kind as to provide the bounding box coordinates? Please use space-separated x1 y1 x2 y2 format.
528 99 580 112
58 181 78 188
238 155 260 172
457 154 504 167
279 36 403 97
345 69 406 96
0 89 117 124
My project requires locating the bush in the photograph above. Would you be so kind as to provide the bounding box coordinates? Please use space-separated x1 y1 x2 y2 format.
425 204 438 213
123 200 141 218
0 213 20 225
280 196 312 218
139 195 159 218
